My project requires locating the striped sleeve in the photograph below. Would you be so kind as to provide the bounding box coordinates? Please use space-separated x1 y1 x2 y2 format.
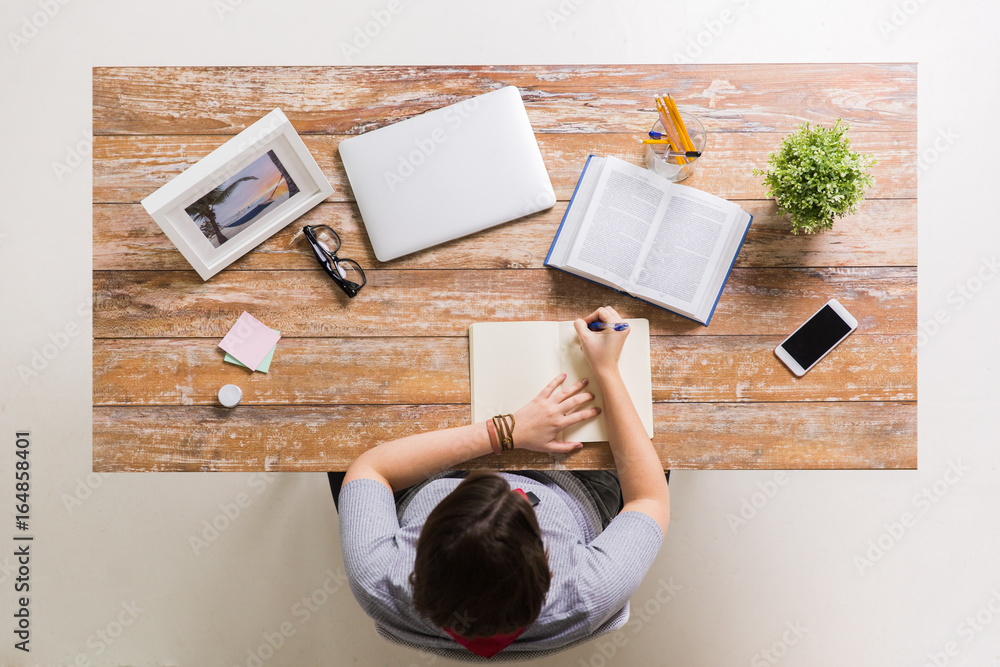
576 510 664 632
338 478 400 614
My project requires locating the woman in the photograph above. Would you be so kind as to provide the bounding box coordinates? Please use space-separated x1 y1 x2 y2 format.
333 307 670 661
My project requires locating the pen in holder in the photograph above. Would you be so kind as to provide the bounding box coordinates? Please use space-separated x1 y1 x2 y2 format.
643 111 706 183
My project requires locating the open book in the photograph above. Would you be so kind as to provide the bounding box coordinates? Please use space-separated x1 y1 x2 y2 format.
545 156 753 324
469 319 653 443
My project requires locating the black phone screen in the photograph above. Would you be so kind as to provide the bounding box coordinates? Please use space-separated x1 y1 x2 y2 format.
781 305 853 369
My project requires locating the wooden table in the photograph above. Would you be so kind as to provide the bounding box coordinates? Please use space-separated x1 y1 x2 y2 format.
92 64 916 472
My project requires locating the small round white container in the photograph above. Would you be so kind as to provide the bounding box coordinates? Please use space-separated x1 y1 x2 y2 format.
218 384 243 408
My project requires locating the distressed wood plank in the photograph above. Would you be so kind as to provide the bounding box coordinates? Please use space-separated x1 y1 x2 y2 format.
654 334 915 402
93 64 916 136
93 131 915 204
93 267 916 338
651 401 916 470
92 402 917 472
93 335 915 407
94 198 917 271
92 64 917 472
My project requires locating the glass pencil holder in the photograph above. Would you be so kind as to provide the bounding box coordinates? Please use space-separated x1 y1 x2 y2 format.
643 111 707 183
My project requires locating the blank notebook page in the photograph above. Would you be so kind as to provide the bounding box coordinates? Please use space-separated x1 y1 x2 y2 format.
469 319 653 443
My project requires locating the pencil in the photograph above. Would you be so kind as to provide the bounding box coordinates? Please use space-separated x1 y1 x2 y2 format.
663 94 695 153
652 97 676 149
653 97 688 164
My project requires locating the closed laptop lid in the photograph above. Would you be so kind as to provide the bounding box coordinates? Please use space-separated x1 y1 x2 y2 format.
338 86 556 262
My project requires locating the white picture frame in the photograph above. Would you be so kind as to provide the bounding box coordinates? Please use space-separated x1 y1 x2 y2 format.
141 108 333 280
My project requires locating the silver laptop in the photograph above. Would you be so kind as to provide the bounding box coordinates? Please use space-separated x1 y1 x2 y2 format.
338 86 556 262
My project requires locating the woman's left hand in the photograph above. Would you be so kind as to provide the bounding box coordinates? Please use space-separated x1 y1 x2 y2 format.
511 374 600 453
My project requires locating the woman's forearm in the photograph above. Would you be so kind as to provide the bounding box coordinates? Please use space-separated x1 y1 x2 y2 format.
344 422 494 491
596 367 670 529
345 373 599 492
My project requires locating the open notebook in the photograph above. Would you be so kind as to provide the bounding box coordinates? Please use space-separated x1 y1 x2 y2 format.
469 319 653 443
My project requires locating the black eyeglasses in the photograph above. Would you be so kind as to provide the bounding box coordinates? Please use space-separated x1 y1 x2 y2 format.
303 225 366 298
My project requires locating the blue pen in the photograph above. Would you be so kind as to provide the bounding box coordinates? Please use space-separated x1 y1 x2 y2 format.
588 321 629 332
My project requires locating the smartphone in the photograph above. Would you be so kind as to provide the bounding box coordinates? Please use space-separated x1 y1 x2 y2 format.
774 299 858 376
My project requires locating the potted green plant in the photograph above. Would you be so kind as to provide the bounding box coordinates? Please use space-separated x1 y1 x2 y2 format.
754 120 877 235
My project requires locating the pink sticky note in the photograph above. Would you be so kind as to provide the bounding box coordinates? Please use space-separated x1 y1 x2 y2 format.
219 312 282 371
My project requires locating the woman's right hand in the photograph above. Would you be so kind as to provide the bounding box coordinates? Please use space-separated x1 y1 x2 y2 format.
573 306 630 379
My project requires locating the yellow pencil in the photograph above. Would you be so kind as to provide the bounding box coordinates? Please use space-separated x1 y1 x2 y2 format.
654 97 687 164
663 94 695 152
652 97 677 148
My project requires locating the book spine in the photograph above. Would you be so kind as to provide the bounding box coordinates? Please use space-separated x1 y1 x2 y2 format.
703 213 754 326
544 154 596 267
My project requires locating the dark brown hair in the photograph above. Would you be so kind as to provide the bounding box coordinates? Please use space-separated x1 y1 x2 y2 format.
410 471 551 637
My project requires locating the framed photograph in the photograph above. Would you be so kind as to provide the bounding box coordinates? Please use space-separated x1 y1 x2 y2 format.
141 108 333 280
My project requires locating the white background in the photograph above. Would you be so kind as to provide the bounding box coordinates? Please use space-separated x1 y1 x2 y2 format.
1 1 997 665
